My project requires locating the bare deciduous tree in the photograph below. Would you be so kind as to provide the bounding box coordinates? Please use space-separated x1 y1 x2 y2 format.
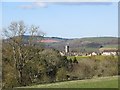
3 21 45 85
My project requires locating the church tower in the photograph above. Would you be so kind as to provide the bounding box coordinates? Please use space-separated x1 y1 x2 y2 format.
65 45 69 53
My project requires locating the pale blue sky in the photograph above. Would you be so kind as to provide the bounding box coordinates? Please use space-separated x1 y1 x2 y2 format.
2 2 118 38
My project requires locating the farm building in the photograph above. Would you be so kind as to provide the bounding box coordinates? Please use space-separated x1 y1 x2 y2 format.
87 52 98 56
99 48 120 56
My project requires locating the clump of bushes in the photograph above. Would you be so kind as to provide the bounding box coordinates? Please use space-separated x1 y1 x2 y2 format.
56 67 68 81
2 43 69 89
68 56 118 80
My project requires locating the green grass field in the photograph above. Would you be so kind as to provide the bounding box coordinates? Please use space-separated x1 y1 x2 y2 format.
67 56 89 60
18 76 118 88
67 55 118 61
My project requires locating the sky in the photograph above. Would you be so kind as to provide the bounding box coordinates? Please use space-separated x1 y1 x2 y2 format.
1 1 118 38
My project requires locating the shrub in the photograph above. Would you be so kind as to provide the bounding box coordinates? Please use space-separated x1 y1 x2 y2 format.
69 56 118 80
56 67 67 81
2 63 20 89
97 59 118 77
71 59 96 79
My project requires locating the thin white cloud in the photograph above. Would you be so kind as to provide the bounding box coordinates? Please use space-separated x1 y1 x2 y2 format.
1 0 119 2
19 5 34 9
18 0 117 9
34 2 47 8
54 2 113 5
19 2 48 9
35 0 118 2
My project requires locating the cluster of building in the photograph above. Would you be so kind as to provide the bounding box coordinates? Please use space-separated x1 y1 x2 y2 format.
60 45 120 56
99 48 120 56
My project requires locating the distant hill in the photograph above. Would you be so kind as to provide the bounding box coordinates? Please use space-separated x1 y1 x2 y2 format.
44 37 118 52
3 35 118 53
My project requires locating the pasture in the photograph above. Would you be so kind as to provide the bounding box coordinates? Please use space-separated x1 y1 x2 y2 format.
18 76 118 88
67 56 89 60
67 55 118 61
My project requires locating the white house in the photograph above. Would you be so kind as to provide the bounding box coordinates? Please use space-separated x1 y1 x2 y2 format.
99 48 119 56
87 52 97 56
60 52 65 56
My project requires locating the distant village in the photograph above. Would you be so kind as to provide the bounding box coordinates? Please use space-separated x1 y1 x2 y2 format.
60 45 120 56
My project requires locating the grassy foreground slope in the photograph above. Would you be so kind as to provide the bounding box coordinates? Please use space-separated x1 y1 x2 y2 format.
23 76 118 88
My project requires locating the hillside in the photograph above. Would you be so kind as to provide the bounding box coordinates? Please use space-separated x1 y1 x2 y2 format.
46 37 118 52
3 36 118 52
